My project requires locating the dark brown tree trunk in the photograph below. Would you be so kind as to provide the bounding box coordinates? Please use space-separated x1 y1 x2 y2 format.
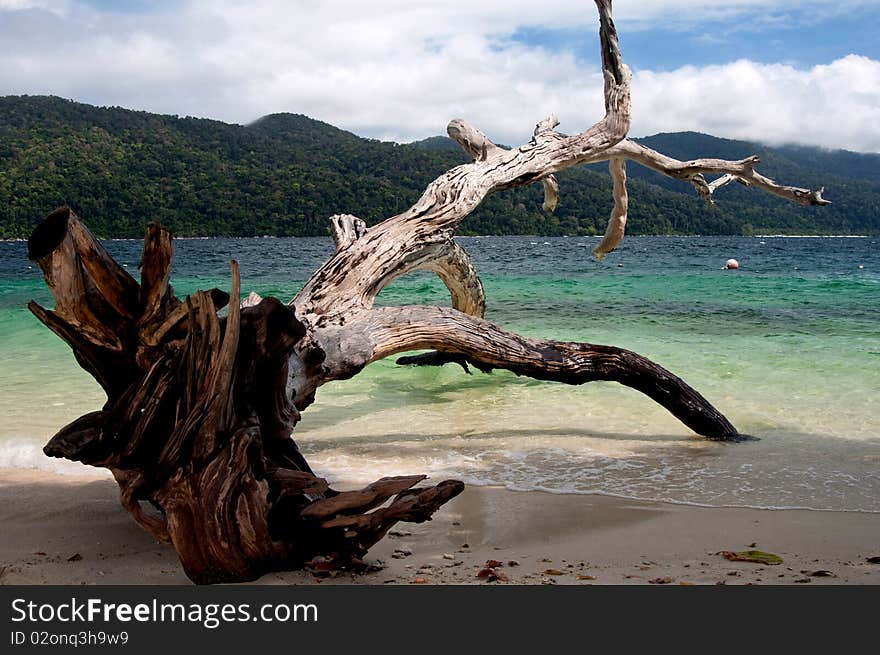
29 208 463 584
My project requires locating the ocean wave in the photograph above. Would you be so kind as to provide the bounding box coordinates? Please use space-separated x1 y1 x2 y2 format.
304 440 880 514
0 438 108 478
3 435 878 514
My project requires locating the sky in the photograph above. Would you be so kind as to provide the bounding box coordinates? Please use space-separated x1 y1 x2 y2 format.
1 0 879 152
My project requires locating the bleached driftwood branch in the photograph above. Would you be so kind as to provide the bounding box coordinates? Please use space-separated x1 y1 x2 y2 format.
294 0 632 322
607 139 830 205
437 112 828 262
594 157 628 258
28 0 827 584
587 139 830 256
329 213 367 251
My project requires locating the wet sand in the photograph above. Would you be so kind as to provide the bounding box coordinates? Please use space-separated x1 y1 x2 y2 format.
1 467 878 585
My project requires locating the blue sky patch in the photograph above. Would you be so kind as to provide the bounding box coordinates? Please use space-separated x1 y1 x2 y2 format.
508 6 880 70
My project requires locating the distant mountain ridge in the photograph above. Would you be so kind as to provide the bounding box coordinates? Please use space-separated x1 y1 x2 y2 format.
1 95 877 238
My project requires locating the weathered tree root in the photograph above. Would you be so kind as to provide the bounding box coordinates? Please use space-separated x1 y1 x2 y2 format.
29 207 463 584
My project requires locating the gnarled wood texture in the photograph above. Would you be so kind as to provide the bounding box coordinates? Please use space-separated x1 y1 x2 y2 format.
29 1 826 583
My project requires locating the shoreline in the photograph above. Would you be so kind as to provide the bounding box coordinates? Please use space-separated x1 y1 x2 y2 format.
3 460 879 515
2 467 878 586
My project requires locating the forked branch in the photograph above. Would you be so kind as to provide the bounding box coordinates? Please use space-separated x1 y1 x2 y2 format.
293 0 632 318
606 139 830 207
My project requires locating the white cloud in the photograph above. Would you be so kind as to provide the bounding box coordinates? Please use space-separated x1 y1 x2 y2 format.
0 0 878 152
0 0 52 8
632 56 880 151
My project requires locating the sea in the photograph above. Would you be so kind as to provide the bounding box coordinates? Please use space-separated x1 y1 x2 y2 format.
1 235 878 512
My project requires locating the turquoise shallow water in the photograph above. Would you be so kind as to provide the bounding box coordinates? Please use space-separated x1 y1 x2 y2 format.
1 235 878 511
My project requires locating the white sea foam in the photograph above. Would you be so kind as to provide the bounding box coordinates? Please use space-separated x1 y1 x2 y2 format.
3 434 875 513
0 438 108 478
301 429 880 514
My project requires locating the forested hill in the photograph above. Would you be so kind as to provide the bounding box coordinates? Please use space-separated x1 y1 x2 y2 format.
1 95 878 238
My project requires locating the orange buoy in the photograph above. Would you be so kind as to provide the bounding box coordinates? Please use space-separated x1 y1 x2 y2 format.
724 258 739 270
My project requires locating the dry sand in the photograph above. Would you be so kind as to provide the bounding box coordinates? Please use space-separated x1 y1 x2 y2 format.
1 467 878 586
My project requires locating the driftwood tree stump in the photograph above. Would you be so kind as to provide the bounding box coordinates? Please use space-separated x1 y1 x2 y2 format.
28 1 828 584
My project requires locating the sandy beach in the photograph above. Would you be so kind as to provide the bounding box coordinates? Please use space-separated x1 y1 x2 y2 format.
1 467 878 586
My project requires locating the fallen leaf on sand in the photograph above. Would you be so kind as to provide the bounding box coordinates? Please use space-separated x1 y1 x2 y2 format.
413 577 427 584
543 569 564 576
476 567 507 582
577 575 596 581
485 559 503 568
719 550 783 566
649 577 674 584
306 558 336 571
33 552 47 557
